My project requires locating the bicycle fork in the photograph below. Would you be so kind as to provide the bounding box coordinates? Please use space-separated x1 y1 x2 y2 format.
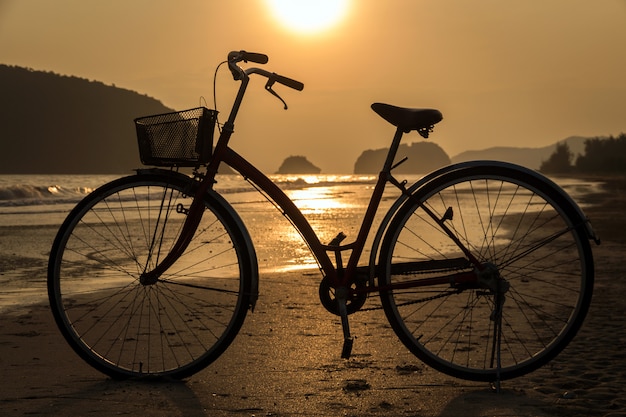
139 174 211 285
140 123 234 285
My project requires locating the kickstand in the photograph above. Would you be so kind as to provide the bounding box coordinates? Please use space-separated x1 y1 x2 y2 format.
328 232 353 358
338 296 353 359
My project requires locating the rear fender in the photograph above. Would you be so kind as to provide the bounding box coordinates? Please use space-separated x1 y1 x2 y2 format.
367 160 599 286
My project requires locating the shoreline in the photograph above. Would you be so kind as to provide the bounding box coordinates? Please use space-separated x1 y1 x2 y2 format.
1 176 625 415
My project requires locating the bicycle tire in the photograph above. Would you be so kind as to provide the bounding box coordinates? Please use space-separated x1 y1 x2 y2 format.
47 171 256 379
378 164 594 381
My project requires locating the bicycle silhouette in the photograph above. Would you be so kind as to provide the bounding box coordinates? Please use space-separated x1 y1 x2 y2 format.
48 51 597 386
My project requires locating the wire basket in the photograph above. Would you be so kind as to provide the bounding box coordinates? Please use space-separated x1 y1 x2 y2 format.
134 107 218 167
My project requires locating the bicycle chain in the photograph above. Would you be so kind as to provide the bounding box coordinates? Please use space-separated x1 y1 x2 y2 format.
358 287 464 312
357 266 467 312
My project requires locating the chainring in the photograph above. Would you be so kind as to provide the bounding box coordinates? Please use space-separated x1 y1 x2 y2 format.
318 275 368 316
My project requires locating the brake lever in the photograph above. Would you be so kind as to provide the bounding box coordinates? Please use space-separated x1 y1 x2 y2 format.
265 79 288 110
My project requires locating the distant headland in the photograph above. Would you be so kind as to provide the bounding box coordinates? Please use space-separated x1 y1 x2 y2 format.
0 64 173 174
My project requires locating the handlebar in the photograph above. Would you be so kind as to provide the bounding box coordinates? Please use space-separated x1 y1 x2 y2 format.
272 72 304 91
228 50 268 65
228 50 304 92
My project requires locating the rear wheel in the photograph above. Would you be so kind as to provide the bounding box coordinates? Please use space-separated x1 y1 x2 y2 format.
379 165 594 381
48 172 255 379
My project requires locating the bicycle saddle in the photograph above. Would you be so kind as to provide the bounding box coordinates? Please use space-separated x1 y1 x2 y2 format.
371 103 443 137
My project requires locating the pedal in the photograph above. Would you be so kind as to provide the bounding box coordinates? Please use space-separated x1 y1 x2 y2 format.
329 232 346 246
341 337 354 359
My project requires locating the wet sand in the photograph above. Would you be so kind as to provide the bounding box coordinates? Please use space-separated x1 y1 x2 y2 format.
1 176 626 416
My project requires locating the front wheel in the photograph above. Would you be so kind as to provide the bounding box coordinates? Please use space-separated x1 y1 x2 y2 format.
47 172 256 379
378 165 594 381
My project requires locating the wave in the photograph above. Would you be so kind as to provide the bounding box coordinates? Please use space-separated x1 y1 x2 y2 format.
0 173 381 208
217 174 379 192
0 184 93 199
0 184 95 206
0 174 117 207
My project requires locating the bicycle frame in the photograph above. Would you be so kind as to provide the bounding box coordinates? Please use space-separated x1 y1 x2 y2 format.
142 52 483 294
222 144 487 291
221 134 398 287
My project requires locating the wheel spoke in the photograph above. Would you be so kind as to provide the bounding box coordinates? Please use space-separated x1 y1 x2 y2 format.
380 165 593 381
48 174 252 379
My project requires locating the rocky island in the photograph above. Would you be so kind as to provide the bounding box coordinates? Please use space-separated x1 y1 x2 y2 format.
354 141 451 174
276 156 321 174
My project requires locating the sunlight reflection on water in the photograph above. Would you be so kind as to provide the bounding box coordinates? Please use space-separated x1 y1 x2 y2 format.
0 173 607 312
0 173 605 274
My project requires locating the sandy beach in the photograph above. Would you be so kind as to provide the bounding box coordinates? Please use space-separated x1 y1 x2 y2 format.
2 176 626 417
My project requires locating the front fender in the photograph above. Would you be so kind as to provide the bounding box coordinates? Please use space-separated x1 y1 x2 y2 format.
205 188 259 311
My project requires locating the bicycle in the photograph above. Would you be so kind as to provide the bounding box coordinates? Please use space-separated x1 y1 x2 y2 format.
48 50 598 385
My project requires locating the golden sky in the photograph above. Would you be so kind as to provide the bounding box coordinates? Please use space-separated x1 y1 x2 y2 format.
1 0 625 173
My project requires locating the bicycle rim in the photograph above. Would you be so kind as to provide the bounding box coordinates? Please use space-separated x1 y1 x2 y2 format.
379 165 593 381
47 173 253 379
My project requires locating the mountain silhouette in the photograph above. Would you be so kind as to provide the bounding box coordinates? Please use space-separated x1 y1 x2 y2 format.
0 65 611 175
0 65 174 174
451 136 590 170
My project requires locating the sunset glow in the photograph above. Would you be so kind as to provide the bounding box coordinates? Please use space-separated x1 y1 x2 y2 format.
265 0 350 34
1 1 624 174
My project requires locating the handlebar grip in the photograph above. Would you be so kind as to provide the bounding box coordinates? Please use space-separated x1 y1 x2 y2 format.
241 51 269 64
273 73 304 91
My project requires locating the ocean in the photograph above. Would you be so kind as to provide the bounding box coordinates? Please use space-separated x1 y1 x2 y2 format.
0 173 387 271
0 172 605 314
0 172 604 263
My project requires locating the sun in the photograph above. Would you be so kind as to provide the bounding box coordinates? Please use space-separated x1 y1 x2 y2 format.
265 0 350 34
